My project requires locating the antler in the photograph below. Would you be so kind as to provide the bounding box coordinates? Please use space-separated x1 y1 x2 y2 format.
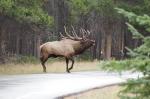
71 25 79 38
80 28 91 39
60 26 90 41
64 26 74 39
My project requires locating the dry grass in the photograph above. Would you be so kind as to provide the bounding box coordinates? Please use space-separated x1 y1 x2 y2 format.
0 61 100 75
64 85 121 99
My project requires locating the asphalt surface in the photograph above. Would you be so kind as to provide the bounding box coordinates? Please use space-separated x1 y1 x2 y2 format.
0 71 141 99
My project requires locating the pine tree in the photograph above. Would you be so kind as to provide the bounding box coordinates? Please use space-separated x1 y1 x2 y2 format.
100 8 150 99
0 0 54 27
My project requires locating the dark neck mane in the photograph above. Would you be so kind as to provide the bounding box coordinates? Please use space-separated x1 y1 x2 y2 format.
74 42 91 55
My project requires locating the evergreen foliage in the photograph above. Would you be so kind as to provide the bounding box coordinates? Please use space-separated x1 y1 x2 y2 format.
67 0 115 15
100 8 150 99
66 0 150 23
0 0 54 27
66 0 116 23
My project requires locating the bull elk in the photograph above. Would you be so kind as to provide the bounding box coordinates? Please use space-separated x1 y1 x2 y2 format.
40 27 95 73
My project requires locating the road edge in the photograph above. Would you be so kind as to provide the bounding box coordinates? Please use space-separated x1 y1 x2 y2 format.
56 82 123 99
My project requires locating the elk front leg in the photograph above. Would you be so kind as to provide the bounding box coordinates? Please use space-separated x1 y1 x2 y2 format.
65 58 70 73
68 57 74 72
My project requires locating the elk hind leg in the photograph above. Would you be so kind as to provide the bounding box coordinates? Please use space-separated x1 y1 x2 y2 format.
65 58 70 73
40 56 48 73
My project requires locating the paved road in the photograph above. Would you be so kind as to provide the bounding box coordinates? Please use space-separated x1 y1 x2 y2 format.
0 71 141 99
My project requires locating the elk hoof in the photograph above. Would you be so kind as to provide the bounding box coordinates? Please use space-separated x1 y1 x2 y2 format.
67 70 71 73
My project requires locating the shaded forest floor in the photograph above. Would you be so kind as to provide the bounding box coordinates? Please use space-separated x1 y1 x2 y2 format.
0 61 100 75
64 85 121 99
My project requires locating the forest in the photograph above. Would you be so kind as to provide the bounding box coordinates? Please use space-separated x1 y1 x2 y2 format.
0 0 149 62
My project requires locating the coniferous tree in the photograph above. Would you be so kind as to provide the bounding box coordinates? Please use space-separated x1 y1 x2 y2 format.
0 0 54 27
100 8 150 99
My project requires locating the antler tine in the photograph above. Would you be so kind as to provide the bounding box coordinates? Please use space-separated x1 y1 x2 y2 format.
64 26 74 39
79 29 82 38
82 29 91 38
87 30 91 37
59 32 65 38
83 29 87 37
71 25 79 38
80 28 86 39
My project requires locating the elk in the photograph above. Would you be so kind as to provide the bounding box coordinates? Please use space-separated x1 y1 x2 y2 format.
40 27 95 73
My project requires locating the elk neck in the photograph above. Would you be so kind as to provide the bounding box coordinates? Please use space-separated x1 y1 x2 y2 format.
73 40 93 55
